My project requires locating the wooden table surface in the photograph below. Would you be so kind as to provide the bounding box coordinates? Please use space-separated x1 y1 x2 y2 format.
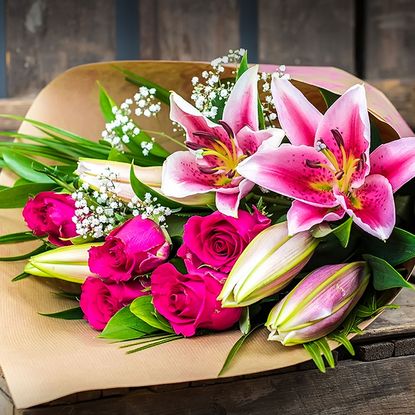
1 286 414 415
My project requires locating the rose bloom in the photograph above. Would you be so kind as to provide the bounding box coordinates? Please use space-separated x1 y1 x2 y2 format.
88 216 170 283
151 263 242 337
80 276 146 330
178 208 270 274
22 191 77 246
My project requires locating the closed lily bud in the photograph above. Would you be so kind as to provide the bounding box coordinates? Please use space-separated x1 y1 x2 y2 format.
75 158 214 206
266 262 370 346
24 243 102 283
218 221 319 307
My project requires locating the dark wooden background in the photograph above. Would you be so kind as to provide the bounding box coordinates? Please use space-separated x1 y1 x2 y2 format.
0 0 414 128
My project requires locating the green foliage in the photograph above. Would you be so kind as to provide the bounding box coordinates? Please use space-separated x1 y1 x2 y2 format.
130 295 174 333
364 254 414 290
39 307 84 320
113 66 171 105
0 231 38 244
218 325 261 376
362 227 415 266
100 306 157 341
130 164 184 209
0 183 57 208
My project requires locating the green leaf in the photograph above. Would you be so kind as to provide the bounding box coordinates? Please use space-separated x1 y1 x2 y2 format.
329 332 355 356
332 217 353 248
219 325 261 376
98 82 116 123
39 306 84 320
363 254 414 291
370 119 382 152
236 52 249 79
2 150 54 183
362 227 415 266
303 342 326 373
113 66 171 105
0 231 38 244
314 338 335 368
0 244 48 261
239 307 251 335
100 306 157 341
0 183 56 208
124 334 182 354
130 295 173 333
108 147 131 162
0 114 95 146
320 88 339 108
130 164 184 209
12 272 31 282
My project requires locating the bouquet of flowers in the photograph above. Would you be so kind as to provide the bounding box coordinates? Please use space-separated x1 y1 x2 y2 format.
1 49 415 374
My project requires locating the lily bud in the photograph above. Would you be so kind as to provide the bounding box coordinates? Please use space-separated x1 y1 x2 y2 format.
218 221 319 307
24 243 102 283
266 262 370 346
75 158 214 206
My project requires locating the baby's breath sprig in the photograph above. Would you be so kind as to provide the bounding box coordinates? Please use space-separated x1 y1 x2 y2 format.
190 48 246 120
258 65 290 128
72 168 173 239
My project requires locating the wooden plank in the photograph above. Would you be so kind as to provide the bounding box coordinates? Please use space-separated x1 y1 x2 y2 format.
258 0 355 71
364 0 415 80
6 0 117 97
16 355 415 414
139 0 240 60
0 97 32 131
357 288 415 341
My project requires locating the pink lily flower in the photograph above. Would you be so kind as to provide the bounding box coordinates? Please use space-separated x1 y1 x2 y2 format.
161 65 285 217
238 78 415 240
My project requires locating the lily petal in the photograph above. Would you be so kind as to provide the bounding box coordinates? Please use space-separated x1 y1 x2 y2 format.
215 179 254 218
238 144 337 207
161 151 219 198
223 65 259 133
316 84 370 187
370 136 415 192
334 174 395 240
236 125 285 155
271 76 322 146
287 200 345 235
169 92 230 149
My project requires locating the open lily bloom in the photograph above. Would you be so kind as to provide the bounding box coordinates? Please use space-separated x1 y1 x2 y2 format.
238 78 415 240
161 65 285 217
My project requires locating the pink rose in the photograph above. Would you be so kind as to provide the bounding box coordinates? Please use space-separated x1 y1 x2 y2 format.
80 276 146 330
178 208 270 273
151 263 241 337
89 216 170 283
22 191 77 246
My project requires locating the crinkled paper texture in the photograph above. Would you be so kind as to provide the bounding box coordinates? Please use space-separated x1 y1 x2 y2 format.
0 61 411 408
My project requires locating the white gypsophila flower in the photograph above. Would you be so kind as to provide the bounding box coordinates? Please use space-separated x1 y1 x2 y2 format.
72 169 175 238
134 86 161 118
257 64 290 128
190 48 246 121
101 99 139 150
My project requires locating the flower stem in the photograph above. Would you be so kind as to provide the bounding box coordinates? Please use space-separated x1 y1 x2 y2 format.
143 130 187 150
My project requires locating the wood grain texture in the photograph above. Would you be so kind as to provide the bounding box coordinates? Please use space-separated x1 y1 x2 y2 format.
6 0 117 97
364 0 415 80
13 356 415 414
258 0 355 71
139 0 240 60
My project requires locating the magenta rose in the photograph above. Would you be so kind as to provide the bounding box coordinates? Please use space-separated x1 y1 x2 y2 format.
80 276 146 330
22 191 77 246
151 263 241 337
178 208 270 273
88 216 170 283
